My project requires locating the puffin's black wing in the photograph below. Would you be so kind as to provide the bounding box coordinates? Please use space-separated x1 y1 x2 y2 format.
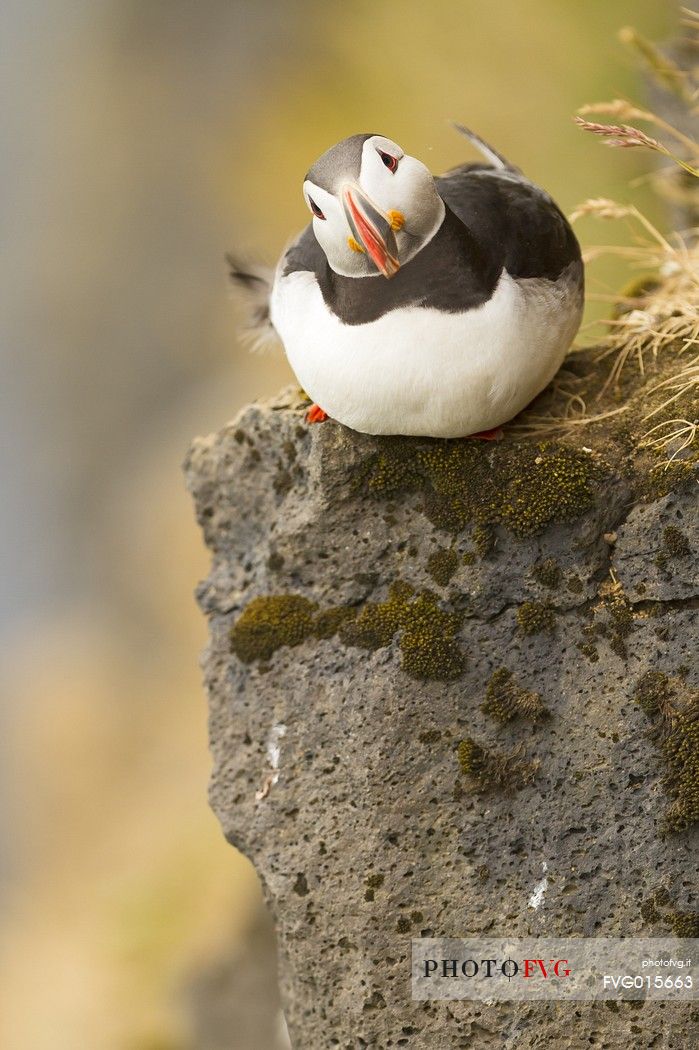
450 122 521 173
437 165 582 283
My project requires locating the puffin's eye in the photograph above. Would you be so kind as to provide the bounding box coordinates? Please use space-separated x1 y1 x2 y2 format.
308 197 325 220
378 150 398 173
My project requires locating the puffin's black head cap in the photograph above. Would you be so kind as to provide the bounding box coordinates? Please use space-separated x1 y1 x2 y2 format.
305 133 379 193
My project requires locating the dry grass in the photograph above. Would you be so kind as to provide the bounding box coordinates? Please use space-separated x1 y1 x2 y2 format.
619 19 698 104
640 417 698 460
516 225 699 455
574 115 699 177
515 18 699 469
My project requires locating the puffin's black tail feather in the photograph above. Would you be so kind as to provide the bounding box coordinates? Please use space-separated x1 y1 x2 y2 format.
225 254 276 347
450 122 521 174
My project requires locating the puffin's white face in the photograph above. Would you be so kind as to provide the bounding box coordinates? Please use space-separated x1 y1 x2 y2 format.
303 134 445 279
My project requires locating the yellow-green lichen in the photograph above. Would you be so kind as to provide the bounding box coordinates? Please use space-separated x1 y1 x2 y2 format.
340 582 465 681
481 668 548 723
531 558 562 589
516 601 555 635
426 547 458 587
457 737 539 791
358 439 605 538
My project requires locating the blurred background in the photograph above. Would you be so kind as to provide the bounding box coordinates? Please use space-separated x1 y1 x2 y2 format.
0 1 677 1047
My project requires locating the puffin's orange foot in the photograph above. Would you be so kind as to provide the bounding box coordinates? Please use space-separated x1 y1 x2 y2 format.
305 403 328 424
466 426 504 442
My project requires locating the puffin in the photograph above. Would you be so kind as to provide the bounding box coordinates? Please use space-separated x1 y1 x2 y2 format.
228 125 584 439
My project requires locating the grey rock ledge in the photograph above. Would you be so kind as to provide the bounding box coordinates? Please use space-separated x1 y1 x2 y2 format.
185 387 697 1049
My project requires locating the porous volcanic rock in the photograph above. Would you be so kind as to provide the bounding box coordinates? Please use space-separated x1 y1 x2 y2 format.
185 385 697 1049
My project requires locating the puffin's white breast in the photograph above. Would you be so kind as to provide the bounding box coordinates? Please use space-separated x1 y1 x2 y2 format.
270 265 582 437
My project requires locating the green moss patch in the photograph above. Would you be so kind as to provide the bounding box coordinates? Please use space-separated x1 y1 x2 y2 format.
231 582 466 681
457 737 539 791
426 547 458 587
670 911 699 938
663 525 690 558
633 672 699 834
531 558 562 589
230 595 358 663
357 439 605 537
482 668 548 723
634 671 674 718
663 710 699 833
640 895 662 925
516 601 555 635
313 606 358 639
472 523 495 556
340 582 465 681
339 581 413 650
607 593 634 659
585 588 635 660
640 888 698 938
230 595 319 663
576 642 600 663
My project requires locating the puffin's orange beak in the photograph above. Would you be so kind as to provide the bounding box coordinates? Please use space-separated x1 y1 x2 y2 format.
342 185 400 279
